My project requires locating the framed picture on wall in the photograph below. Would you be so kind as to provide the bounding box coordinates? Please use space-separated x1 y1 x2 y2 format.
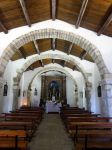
3 82 8 96
97 85 101 97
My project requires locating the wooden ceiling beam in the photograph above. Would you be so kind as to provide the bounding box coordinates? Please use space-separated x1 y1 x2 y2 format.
19 0 31 27
72 66 77 71
67 43 74 55
52 59 55 63
97 12 112 36
51 0 56 20
51 38 56 51
19 47 26 59
33 40 40 54
63 60 66 67
60 60 66 67
0 21 8 34
29 66 34 71
79 50 87 59
76 0 88 28
39 60 44 67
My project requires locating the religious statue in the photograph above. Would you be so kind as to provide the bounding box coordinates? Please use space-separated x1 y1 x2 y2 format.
48 81 59 101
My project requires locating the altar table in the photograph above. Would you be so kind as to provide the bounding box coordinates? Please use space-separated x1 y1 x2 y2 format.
46 101 61 113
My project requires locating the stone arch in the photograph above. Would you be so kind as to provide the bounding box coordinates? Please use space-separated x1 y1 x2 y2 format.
0 28 109 78
12 53 91 110
1 28 111 116
19 65 84 108
15 52 89 84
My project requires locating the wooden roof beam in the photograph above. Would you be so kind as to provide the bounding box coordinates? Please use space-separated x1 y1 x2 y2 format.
29 66 34 71
79 50 87 59
97 12 112 36
19 47 26 59
52 59 55 64
19 0 31 27
51 0 56 20
39 60 44 67
72 66 77 71
63 60 66 67
67 43 74 55
51 38 56 51
76 0 88 28
33 40 40 54
0 21 8 34
60 60 66 67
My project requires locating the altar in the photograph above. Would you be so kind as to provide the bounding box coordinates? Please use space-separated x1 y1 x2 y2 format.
45 101 61 113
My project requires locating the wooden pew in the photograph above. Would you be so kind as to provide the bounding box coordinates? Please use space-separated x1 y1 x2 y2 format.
64 117 112 125
74 128 112 150
0 121 36 140
3 113 42 123
0 130 28 150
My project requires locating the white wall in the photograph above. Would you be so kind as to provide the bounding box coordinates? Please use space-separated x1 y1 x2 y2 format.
66 76 75 107
31 75 41 107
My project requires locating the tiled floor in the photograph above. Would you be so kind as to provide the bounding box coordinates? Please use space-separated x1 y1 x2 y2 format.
28 114 74 150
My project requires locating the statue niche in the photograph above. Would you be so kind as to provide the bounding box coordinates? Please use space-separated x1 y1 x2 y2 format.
48 81 59 101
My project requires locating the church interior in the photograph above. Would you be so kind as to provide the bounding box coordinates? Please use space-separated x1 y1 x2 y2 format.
0 0 112 150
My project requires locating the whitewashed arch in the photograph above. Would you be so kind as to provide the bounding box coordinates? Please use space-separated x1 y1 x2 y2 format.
15 52 89 86
26 65 80 107
28 65 78 88
0 28 109 79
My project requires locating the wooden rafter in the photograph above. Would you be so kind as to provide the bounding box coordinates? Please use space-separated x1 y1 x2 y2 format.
19 0 31 27
72 66 77 71
52 59 55 63
39 60 44 67
76 0 88 28
97 12 112 36
51 38 56 50
51 0 56 20
63 60 66 67
33 40 40 54
67 43 74 55
60 60 66 67
79 50 87 59
0 21 8 34
29 66 33 71
19 47 26 59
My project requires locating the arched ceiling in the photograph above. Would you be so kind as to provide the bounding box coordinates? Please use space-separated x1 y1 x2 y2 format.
25 58 78 72
11 38 93 62
0 0 112 36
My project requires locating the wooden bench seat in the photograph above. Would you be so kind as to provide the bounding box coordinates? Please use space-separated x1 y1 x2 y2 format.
0 130 28 150
75 130 112 150
0 140 27 150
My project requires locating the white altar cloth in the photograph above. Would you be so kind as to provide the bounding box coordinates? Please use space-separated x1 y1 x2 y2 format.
46 101 61 113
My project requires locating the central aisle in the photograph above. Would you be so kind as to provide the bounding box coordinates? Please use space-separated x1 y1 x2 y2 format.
29 114 74 150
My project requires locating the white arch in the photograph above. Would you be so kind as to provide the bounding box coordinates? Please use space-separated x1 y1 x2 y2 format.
28 64 78 88
0 28 109 78
15 52 89 85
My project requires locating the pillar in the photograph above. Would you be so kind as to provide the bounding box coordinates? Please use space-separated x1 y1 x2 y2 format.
0 77 3 112
85 82 92 111
12 77 20 110
100 74 112 117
